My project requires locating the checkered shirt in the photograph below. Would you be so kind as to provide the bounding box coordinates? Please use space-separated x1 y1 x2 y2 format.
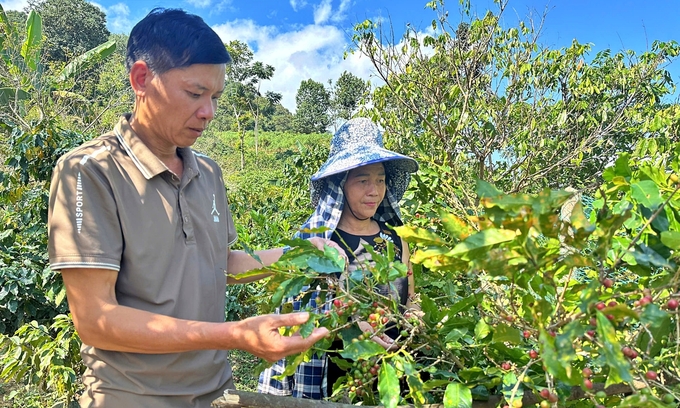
257 173 404 399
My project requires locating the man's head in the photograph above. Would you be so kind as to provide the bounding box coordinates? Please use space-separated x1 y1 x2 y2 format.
126 8 231 74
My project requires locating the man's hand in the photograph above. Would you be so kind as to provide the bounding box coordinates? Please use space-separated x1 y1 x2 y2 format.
232 312 329 362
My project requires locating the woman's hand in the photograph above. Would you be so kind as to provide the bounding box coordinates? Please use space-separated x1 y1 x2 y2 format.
308 237 348 263
357 320 398 351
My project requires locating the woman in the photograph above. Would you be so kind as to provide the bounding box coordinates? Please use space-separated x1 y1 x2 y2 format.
258 117 419 399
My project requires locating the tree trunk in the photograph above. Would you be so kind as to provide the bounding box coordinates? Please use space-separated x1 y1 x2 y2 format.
254 106 259 163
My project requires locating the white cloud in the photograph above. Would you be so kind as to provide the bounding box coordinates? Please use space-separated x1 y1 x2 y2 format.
212 19 376 113
313 0 332 24
90 1 133 33
213 19 278 46
2 0 29 11
290 0 307 12
212 0 234 15
107 3 133 33
331 0 351 23
186 0 212 8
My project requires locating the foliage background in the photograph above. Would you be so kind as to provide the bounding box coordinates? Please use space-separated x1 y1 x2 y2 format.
1 0 680 406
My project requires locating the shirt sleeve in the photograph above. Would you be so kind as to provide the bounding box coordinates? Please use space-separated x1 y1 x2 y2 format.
48 153 123 271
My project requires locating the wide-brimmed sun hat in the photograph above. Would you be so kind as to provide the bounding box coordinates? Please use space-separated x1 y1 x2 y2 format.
310 118 418 207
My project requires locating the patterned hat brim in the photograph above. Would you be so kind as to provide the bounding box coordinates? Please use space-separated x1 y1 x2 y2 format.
311 148 418 181
310 157 416 208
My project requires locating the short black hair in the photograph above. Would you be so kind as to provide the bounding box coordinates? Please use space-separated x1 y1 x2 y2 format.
126 8 231 74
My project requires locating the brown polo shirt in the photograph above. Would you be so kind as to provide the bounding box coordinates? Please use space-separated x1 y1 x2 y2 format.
48 115 237 407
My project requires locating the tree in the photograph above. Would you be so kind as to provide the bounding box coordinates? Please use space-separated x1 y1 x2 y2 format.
4 9 27 29
0 9 116 403
92 33 134 134
261 103 295 132
294 79 331 134
351 0 679 219
0 4 116 134
26 0 109 63
222 40 279 169
330 70 369 126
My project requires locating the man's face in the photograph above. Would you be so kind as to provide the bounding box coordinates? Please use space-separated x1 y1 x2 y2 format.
143 63 226 148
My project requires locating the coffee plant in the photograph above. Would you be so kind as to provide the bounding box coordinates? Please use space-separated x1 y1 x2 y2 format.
247 147 679 408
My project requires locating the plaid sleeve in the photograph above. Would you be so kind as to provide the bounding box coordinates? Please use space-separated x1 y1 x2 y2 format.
257 358 293 396
292 352 327 399
257 288 333 399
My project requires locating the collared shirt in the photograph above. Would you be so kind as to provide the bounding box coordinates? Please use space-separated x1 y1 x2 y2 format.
48 115 237 407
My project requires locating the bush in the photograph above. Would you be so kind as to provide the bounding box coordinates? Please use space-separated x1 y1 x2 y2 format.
0 315 83 407
253 147 680 407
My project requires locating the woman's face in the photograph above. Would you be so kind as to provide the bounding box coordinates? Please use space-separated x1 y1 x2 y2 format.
343 163 387 219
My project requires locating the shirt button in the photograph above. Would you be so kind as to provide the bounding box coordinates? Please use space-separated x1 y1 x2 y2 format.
184 216 189 223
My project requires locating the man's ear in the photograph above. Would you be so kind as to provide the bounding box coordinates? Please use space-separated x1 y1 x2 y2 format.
129 61 153 97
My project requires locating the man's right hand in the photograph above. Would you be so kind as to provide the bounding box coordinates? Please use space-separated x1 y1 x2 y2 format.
231 312 329 362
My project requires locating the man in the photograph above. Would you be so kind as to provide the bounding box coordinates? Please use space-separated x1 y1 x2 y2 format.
47 8 329 407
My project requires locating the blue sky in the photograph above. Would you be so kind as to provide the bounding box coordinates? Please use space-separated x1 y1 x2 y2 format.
4 0 680 111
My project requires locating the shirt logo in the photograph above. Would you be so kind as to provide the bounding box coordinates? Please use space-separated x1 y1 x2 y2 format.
76 172 83 233
211 194 220 223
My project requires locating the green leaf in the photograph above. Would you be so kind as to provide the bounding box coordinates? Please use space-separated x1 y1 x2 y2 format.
447 229 517 260
339 340 384 360
617 392 673 408
329 355 353 370
20 10 42 70
444 328 468 343
474 318 490 340
56 39 116 84
421 294 439 326
501 372 523 404
492 323 522 344
439 210 473 240
660 231 680 249
339 325 363 348
596 312 633 385
540 329 581 385
476 179 502 198
0 88 30 105
602 153 631 181
271 276 308 307
298 313 317 338
639 303 669 330
393 225 447 246
631 180 663 211
410 246 450 264
8 299 17 313
323 244 346 271
240 242 263 264
443 382 472 408
402 359 426 406
378 363 400 408
458 367 484 382
637 306 671 357
447 294 480 315
277 352 307 378
307 255 343 274
423 379 454 392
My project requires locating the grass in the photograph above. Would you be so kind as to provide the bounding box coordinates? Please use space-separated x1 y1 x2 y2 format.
230 350 262 392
